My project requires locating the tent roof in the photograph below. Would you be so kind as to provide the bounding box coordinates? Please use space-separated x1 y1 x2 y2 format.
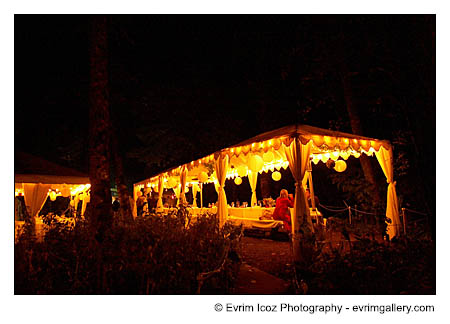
15 152 90 184
134 124 390 186
232 124 384 147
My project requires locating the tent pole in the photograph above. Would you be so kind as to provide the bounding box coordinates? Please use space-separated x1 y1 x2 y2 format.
307 159 317 210
200 183 203 208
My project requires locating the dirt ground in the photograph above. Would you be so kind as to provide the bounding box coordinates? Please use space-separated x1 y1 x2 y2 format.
238 234 295 283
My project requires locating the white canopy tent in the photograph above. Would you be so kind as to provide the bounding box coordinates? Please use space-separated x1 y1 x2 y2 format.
15 152 91 222
134 124 400 240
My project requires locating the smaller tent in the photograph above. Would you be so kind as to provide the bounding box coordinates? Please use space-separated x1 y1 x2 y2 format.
15 152 91 223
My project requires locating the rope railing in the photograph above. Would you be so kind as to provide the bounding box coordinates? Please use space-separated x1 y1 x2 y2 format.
318 204 348 213
350 208 382 216
319 204 428 219
403 208 428 216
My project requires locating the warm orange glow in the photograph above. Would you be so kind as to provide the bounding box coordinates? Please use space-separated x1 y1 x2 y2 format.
334 160 347 172
272 171 281 181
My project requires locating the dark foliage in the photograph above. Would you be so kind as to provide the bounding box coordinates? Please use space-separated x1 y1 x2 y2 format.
297 223 435 295
15 209 241 294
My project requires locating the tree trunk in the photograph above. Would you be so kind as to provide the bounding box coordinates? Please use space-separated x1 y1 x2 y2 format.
111 128 134 222
88 15 113 242
339 60 382 208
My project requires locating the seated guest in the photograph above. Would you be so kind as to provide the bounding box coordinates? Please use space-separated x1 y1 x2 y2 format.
305 188 320 209
272 189 294 231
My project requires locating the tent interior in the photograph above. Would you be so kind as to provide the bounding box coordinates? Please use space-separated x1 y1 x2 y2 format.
134 124 400 239
15 152 91 233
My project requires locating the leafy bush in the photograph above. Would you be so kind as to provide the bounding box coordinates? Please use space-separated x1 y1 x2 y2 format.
15 208 242 294
297 228 435 294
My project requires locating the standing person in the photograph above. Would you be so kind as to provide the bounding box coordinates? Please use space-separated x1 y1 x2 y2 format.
272 189 294 232
136 190 146 217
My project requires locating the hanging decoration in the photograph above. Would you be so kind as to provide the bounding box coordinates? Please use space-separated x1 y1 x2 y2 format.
248 155 264 172
334 160 347 172
234 177 242 185
272 171 281 181
262 151 274 163
49 191 57 201
236 165 248 177
167 177 177 189
198 171 209 183
326 159 336 169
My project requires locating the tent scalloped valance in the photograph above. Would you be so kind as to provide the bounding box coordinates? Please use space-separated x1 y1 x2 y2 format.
134 124 392 187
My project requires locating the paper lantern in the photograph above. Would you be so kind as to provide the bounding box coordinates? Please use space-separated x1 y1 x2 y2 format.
237 165 248 177
263 151 275 163
167 177 177 188
69 200 74 206
185 186 189 193
272 171 281 181
334 160 347 172
198 171 209 183
248 155 264 172
234 177 242 185
49 191 57 201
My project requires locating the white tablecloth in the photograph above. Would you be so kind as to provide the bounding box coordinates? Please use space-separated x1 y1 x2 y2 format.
227 207 268 219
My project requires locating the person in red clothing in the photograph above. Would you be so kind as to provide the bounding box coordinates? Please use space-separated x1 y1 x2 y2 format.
272 189 294 232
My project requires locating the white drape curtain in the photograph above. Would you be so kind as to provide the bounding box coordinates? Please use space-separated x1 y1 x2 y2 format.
213 181 219 194
179 166 187 205
23 183 51 219
173 184 181 206
73 195 80 215
248 170 258 206
132 186 140 217
81 191 90 216
284 138 313 235
375 146 401 239
156 176 164 211
214 154 229 227
192 183 199 207
302 171 309 189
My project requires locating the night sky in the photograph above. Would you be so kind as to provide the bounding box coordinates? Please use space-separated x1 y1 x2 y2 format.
14 15 435 213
